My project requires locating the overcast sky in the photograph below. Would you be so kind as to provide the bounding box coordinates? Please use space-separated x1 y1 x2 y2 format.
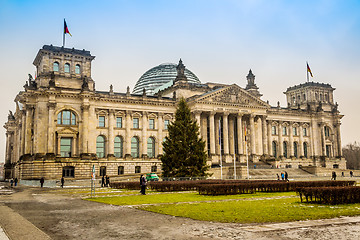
0 0 359 163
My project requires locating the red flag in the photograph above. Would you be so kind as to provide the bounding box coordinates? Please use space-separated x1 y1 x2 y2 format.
64 19 72 37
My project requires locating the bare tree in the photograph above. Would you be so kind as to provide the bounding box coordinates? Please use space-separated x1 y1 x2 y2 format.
343 142 360 169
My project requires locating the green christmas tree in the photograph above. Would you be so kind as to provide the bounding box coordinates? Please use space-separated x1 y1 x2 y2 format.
161 97 209 177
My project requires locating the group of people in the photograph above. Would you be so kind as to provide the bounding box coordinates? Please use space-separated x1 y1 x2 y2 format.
101 175 110 187
277 171 289 181
9 178 18 187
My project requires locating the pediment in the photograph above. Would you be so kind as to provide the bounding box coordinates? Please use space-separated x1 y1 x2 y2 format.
57 127 78 135
193 84 270 108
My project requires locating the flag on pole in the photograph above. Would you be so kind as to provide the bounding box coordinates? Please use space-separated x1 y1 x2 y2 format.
64 19 72 37
307 62 313 77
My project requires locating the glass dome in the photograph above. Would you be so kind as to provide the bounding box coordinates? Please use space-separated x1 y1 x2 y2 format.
133 63 201 95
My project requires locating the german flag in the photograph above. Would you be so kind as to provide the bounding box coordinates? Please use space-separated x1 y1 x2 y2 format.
307 62 313 77
64 19 72 37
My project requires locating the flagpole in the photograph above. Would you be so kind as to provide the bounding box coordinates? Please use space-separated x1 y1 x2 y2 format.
63 19 65 48
219 119 223 180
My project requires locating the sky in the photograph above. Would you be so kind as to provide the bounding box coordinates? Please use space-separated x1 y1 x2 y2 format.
0 0 359 163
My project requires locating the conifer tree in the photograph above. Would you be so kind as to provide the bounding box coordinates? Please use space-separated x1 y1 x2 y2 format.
161 97 209 177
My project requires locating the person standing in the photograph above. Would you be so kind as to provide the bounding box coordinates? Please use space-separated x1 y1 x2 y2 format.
350 171 353 177
40 177 44 188
105 175 110 187
61 177 65 188
277 173 280 181
101 175 105 187
281 172 285 181
140 175 147 195
14 178 18 186
285 171 289 182
10 178 14 187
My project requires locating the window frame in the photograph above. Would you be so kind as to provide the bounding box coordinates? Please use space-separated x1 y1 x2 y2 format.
60 137 72 157
271 126 277 135
98 116 105 127
62 166 75 178
116 117 122 128
96 136 106 158
57 110 76 125
133 118 139 129
75 64 81 74
53 62 59 72
164 119 170 130
147 137 155 158
135 166 141 173
131 137 139 158
114 136 123 158
149 119 155 129
64 63 70 73
118 166 124 175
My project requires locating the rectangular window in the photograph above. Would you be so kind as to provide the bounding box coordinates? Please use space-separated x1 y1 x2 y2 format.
60 138 72 157
100 166 106 176
99 116 105 127
282 127 287 135
118 166 124 175
303 128 307 136
293 127 297 136
116 117 122 128
133 118 139 128
164 120 169 130
62 166 75 177
149 119 155 129
135 166 141 173
271 126 277 135
151 166 157 172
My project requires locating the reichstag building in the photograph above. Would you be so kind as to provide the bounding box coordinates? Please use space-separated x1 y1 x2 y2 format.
3 45 346 180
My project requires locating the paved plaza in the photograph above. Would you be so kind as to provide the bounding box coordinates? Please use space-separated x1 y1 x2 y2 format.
0 182 360 239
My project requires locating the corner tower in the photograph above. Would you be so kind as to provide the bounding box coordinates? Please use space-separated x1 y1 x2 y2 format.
32 45 96 91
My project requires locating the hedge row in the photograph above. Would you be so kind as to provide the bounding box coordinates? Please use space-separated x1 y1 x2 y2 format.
197 181 356 195
297 186 360 204
110 181 141 190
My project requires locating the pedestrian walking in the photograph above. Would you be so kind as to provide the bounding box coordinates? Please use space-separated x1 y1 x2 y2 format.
140 175 147 195
40 177 44 187
341 172 344 177
101 175 105 187
14 178 18 186
281 172 284 181
350 171 353 177
105 175 110 187
331 171 337 180
61 177 65 188
10 178 14 187
285 171 289 182
277 173 280 180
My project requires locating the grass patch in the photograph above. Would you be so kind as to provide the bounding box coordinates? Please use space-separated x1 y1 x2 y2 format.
85 191 295 206
140 197 360 223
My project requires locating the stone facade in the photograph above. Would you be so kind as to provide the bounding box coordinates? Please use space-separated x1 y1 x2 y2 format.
3 45 346 180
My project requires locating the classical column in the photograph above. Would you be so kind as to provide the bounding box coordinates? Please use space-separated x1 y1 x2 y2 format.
256 117 263 155
209 112 216 155
289 122 294 157
142 111 148 157
278 121 283 157
229 116 234 155
320 123 326 156
21 111 26 156
125 110 132 157
215 114 220 155
262 116 268 155
194 110 201 128
299 124 304 157
47 102 56 154
267 121 272 156
223 112 229 155
81 104 90 154
57 135 61 156
249 114 256 155
72 135 77 156
237 113 243 155
108 110 115 156
158 113 163 155
201 115 208 151
24 105 33 155
336 123 342 156
310 118 318 157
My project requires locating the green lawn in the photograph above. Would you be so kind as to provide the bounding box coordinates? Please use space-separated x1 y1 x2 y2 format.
85 190 360 223
141 197 360 223
86 191 295 205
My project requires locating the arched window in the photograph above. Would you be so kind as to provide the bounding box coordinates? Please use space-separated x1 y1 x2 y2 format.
272 141 277 157
75 64 81 74
283 142 288 158
147 137 155 158
96 136 106 158
64 63 70 73
303 142 308 158
57 110 76 125
294 142 298 158
131 137 139 158
324 126 330 137
114 136 123 158
53 62 59 72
